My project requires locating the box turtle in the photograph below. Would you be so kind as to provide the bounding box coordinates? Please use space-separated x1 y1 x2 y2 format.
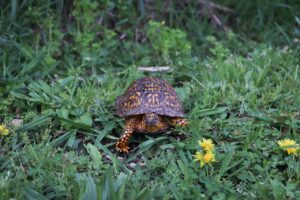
115 77 188 153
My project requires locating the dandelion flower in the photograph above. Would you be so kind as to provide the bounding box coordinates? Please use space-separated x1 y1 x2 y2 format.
194 151 205 167
195 138 217 168
0 124 10 136
199 138 215 151
194 151 216 168
278 139 299 155
203 151 216 164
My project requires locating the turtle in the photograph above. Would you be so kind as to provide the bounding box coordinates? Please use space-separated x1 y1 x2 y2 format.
115 77 188 153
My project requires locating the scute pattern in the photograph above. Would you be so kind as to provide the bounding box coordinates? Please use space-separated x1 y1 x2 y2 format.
116 77 184 117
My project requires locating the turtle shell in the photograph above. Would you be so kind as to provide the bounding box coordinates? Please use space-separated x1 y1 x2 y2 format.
116 77 185 117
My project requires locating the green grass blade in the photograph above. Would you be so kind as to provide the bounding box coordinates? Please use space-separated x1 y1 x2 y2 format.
50 130 74 147
192 107 227 117
24 188 48 200
125 137 168 163
16 114 53 132
82 175 98 200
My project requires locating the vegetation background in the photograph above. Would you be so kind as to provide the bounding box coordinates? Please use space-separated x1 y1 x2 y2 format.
0 0 300 199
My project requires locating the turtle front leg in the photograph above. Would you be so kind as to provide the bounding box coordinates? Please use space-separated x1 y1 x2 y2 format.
170 117 188 127
116 118 136 153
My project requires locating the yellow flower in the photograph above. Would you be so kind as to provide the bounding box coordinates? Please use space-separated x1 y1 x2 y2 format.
194 151 216 168
0 124 10 136
203 151 216 163
198 138 215 151
194 151 205 167
278 139 299 155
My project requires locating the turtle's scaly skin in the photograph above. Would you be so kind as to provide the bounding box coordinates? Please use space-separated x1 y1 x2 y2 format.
115 77 188 153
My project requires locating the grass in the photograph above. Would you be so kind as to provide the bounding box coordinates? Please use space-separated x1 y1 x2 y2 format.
1 0 300 199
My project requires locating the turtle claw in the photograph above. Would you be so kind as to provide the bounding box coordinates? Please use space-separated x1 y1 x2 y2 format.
116 142 130 153
170 117 188 127
179 119 188 126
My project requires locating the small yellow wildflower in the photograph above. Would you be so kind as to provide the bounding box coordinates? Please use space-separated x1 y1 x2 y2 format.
203 151 216 163
194 151 205 167
198 138 215 151
194 151 216 168
0 124 10 136
194 138 217 168
278 139 299 155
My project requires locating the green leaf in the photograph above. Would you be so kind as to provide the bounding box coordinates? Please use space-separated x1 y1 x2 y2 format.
85 143 102 166
58 117 92 130
125 137 168 163
169 183 182 200
56 108 69 119
95 121 115 143
247 110 277 123
75 174 98 200
175 87 191 102
177 160 190 181
16 114 52 132
193 107 227 117
135 187 151 199
51 130 74 147
102 168 117 200
82 175 98 200
270 179 286 200
77 112 93 127
24 188 48 200
218 150 234 179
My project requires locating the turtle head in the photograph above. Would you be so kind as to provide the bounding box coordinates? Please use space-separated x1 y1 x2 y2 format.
143 113 160 128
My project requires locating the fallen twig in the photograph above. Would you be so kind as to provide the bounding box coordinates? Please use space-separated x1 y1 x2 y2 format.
199 0 232 12
138 66 171 72
198 0 231 32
